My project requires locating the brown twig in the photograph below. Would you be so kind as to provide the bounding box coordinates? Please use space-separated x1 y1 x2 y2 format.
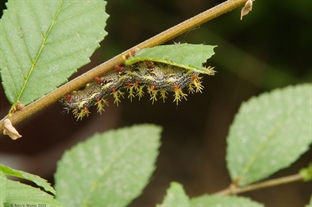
214 173 304 196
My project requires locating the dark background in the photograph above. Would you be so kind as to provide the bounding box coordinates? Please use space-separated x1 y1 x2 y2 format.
0 0 311 206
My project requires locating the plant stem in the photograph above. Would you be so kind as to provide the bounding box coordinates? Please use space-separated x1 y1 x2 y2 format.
214 173 304 196
0 0 248 133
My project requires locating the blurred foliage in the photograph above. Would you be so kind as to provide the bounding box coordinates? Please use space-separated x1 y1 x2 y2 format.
100 0 312 90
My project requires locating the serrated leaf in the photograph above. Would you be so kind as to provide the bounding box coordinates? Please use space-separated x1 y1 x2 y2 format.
226 84 312 186
4 180 64 207
300 163 312 181
0 164 55 195
125 44 216 74
0 0 108 106
190 195 264 207
156 182 189 207
54 124 162 206
0 171 7 206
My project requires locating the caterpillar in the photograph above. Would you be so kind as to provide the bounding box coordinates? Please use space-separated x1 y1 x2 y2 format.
60 61 215 120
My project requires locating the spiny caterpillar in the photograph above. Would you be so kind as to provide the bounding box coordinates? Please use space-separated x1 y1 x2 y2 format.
61 61 215 120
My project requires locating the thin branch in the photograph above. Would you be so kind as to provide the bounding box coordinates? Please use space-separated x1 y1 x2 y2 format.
214 173 304 196
0 0 248 133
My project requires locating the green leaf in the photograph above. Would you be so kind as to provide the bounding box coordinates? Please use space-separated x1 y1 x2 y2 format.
156 182 189 207
54 124 162 206
125 44 216 74
0 0 108 106
190 195 264 207
4 180 64 207
300 163 312 181
0 171 7 206
0 164 55 195
226 84 312 186
306 196 312 207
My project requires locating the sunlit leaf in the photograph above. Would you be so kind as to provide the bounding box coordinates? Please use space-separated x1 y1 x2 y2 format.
0 0 108 106
227 84 312 186
55 124 162 206
156 182 189 207
190 194 264 207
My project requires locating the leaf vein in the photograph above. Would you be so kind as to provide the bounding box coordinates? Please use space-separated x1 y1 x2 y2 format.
14 0 64 105
238 95 308 183
81 132 142 206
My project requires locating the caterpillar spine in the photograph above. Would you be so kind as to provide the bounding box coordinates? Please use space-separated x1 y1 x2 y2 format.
60 61 215 120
